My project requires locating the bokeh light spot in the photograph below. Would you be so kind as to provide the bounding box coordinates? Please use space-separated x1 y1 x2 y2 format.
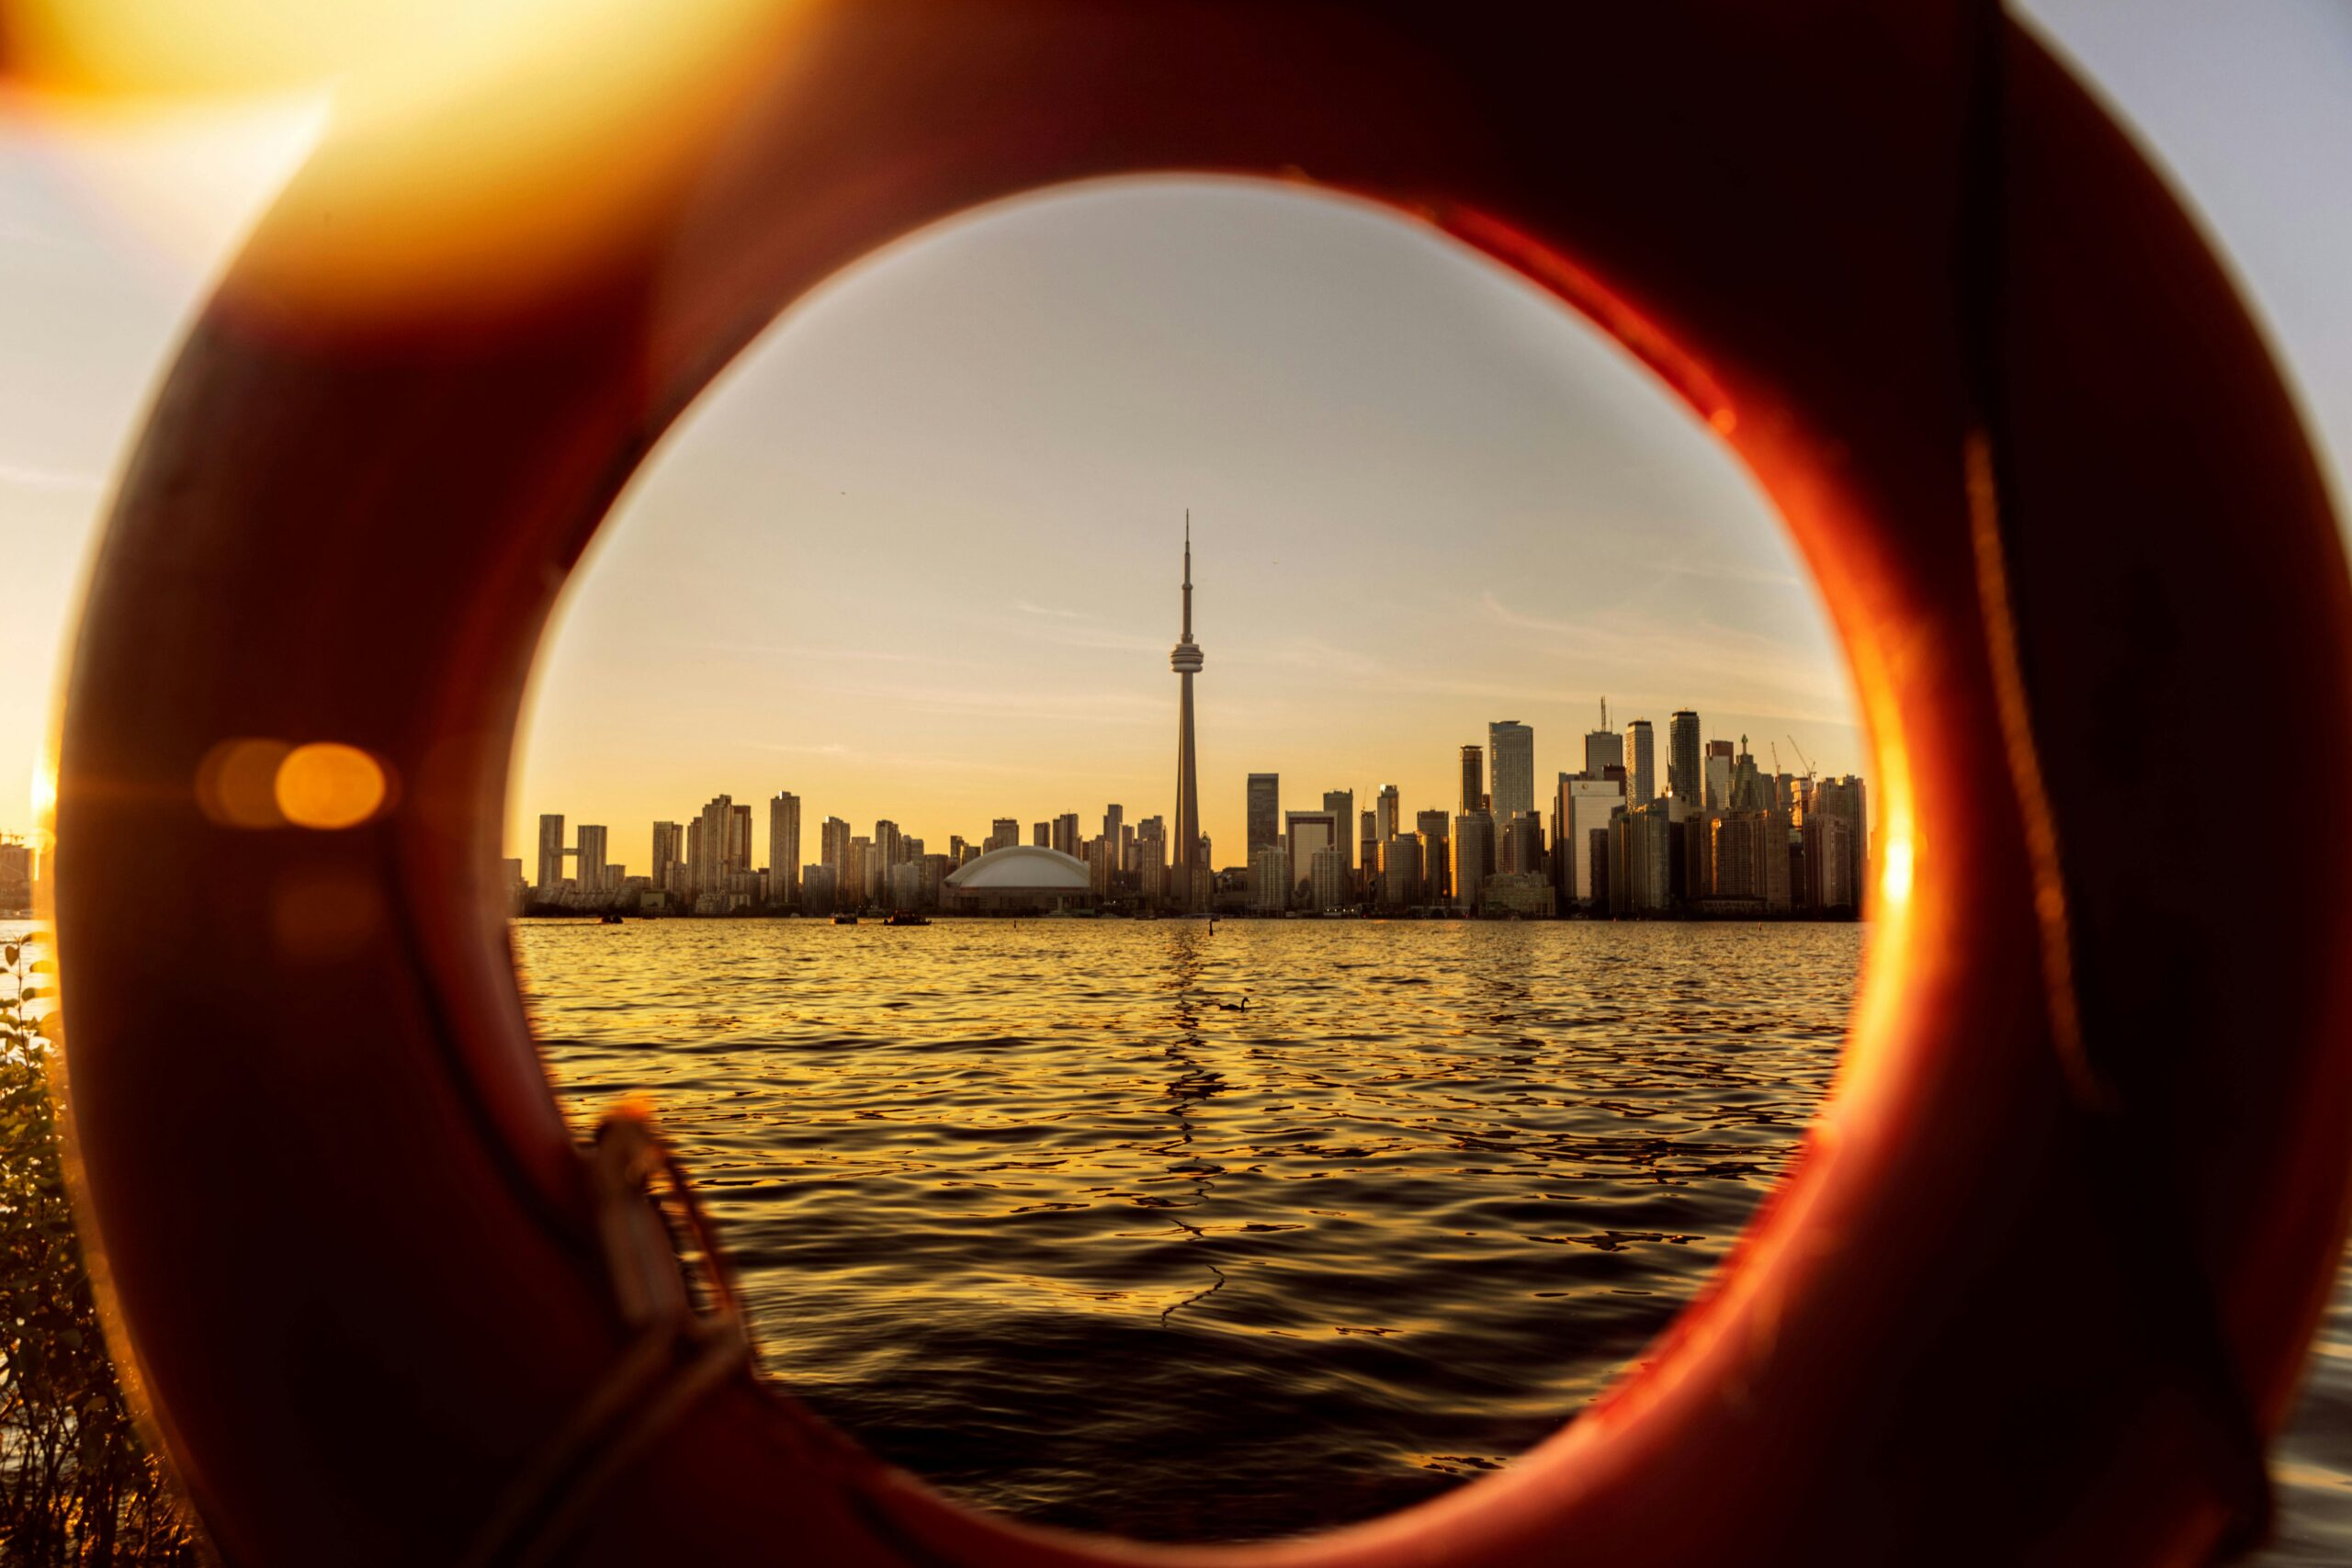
193 737 290 829
273 742 388 829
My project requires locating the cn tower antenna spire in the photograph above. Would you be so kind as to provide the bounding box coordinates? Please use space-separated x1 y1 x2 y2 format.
1176 512 1194 639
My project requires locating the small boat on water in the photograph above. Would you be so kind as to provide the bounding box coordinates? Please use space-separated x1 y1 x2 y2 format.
598 913 624 925
882 912 931 927
832 913 860 925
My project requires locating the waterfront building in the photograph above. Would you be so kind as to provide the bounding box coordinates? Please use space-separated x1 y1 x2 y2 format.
944 844 1099 914
820 816 852 886
729 804 752 874
1705 739 1736 810
1051 813 1080 859
769 793 800 907
1359 810 1378 892
1557 773 1623 905
691 795 735 897
1322 789 1355 884
1380 835 1423 908
1502 811 1545 876
1283 809 1340 890
0 835 33 910
1309 845 1351 911
1247 773 1281 863
1728 738 1771 813
1583 698 1624 778
1416 829 1448 902
1136 816 1166 891
536 814 567 894
888 860 923 911
575 824 609 891
1482 872 1556 919
986 818 1020 854
841 837 867 909
1611 801 1676 915
1033 822 1049 848
1415 808 1452 902
1687 809 1715 903
1803 810 1860 912
875 819 903 874
1375 784 1401 843
1250 844 1291 913
1668 710 1702 807
650 821 683 891
1588 827 1612 911
799 863 837 916
1810 775 1870 910
1707 811 1770 900
1458 745 1485 815
1488 721 1534 822
1170 514 1208 912
1102 804 1123 850
1452 809 1497 913
1139 832 1169 903
1626 719 1656 804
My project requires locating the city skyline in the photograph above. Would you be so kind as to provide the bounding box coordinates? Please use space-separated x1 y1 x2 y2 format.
517 632 1869 916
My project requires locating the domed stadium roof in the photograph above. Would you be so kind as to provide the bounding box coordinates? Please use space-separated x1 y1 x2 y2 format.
944 844 1091 890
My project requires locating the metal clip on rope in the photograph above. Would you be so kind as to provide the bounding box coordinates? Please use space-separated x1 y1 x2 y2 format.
458 1107 756 1568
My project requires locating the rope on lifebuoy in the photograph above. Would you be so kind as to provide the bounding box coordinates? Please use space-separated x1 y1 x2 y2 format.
458 1109 754 1568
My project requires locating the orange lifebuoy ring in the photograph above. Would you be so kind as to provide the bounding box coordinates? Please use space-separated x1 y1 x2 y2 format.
53 6 2352 1564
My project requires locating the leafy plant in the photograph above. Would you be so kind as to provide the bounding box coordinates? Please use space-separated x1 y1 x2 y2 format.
1 931 200 1565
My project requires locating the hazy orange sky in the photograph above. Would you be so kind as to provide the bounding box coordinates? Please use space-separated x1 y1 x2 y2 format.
511 177 1858 874
6 2 2351 880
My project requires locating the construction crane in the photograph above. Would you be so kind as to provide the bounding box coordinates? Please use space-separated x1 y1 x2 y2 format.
1770 741 1782 778
1786 735 1817 785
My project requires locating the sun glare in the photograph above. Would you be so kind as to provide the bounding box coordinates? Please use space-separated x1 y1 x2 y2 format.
28 756 55 831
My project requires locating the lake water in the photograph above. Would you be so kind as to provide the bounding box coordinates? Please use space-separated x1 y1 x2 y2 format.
504 916 2352 1555
8 917 2346 1554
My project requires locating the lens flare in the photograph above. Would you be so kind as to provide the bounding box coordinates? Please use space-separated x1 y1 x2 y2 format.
28 755 55 829
274 742 390 830
4 0 797 323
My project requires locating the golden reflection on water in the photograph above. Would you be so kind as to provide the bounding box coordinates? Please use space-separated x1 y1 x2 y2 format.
518 917 1857 1540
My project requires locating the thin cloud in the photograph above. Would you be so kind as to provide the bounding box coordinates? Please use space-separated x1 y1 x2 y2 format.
0 462 104 495
1657 558 1805 590
783 677 1161 727
1474 590 1853 723
675 641 961 668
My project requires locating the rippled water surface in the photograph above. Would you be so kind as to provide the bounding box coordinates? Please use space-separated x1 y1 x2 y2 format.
33 910 2335 1553
522 917 1850 1538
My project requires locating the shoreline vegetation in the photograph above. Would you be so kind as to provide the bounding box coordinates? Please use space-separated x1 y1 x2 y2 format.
1 932 199 1566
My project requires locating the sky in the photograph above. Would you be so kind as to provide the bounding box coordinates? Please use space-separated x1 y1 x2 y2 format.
4 3 2350 877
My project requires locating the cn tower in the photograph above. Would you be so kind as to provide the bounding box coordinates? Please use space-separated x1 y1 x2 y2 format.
1170 512 1204 910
